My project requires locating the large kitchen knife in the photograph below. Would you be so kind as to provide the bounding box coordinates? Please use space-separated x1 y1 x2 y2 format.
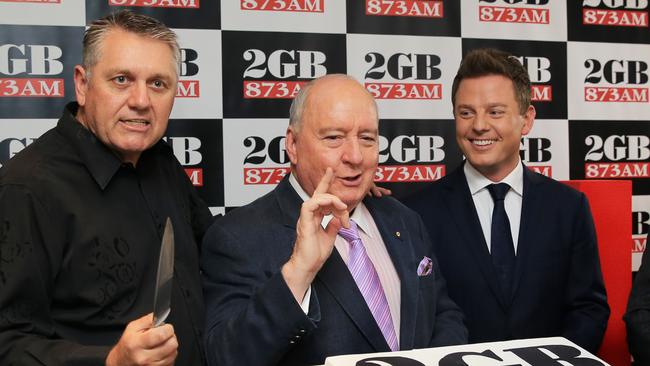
152 217 174 327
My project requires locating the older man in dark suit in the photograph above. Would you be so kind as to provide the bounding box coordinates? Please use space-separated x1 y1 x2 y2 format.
201 74 467 366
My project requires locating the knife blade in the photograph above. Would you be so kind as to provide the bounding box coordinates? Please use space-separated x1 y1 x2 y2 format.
152 217 174 327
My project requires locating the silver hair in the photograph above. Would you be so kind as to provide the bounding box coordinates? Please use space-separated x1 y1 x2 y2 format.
82 10 180 77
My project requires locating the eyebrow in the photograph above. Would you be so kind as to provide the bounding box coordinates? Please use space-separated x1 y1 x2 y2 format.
103 68 174 81
456 102 508 109
359 127 378 135
486 102 508 108
149 73 175 82
455 104 475 110
317 127 342 133
317 126 378 133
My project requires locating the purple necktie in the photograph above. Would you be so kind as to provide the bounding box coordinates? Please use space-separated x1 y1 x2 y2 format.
339 220 399 351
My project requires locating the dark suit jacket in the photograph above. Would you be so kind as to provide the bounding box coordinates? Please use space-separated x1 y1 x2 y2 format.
406 164 609 353
201 177 467 366
624 234 650 365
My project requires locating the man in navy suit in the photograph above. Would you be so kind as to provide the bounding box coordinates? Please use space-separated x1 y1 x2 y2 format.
201 74 467 366
407 48 609 353
625 233 650 364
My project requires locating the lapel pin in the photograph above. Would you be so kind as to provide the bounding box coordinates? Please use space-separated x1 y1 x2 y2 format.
395 231 401 237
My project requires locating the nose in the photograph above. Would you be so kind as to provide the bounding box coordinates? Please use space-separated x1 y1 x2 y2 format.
128 81 151 110
341 138 363 165
472 112 490 132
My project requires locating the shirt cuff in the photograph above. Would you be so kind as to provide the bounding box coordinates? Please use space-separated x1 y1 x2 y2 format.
300 286 311 314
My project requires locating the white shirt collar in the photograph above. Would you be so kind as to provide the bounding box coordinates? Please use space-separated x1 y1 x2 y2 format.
463 159 524 197
288 173 373 237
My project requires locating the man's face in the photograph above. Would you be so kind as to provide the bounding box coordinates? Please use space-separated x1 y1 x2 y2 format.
286 77 379 210
73 29 177 165
454 74 534 181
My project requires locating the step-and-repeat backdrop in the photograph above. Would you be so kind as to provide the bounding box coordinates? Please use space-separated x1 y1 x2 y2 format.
0 0 648 271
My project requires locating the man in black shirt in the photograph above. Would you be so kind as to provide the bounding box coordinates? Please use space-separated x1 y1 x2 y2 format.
0 10 213 366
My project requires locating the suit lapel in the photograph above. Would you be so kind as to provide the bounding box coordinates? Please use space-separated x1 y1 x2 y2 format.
443 168 511 310
274 176 302 230
364 197 417 351
317 250 390 352
510 167 544 302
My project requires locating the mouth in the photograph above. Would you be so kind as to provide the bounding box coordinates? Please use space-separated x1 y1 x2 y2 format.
120 119 150 131
470 138 498 147
338 173 363 186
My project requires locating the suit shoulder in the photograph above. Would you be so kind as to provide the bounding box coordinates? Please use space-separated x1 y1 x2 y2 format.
205 189 282 240
403 170 460 214
218 190 277 224
529 170 585 201
367 195 422 222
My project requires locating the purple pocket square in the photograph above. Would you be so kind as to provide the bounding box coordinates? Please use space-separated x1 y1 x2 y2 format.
417 256 433 277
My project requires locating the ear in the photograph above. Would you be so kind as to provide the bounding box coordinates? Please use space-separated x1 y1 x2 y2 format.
285 127 299 165
521 105 535 136
73 65 89 107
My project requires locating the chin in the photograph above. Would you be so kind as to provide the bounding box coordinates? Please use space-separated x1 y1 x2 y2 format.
347 194 367 209
466 157 494 168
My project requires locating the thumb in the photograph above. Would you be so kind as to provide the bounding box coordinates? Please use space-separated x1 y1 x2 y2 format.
129 313 155 332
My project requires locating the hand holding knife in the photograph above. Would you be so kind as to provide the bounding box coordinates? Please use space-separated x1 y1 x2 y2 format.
106 217 177 365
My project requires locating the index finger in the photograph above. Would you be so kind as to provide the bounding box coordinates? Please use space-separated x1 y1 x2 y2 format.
313 167 334 196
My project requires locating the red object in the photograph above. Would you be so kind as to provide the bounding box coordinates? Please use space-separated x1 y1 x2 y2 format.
564 180 632 366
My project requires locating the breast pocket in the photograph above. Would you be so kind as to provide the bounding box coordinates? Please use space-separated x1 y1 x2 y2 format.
418 270 436 289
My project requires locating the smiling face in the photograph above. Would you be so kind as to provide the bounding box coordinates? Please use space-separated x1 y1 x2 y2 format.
286 76 379 210
73 28 177 165
454 74 535 182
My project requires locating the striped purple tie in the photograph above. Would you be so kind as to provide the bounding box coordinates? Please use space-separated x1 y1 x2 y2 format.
339 220 399 351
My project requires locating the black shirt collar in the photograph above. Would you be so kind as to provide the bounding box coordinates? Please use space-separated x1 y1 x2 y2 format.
57 102 126 190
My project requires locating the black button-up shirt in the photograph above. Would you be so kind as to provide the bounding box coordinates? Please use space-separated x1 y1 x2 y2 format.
0 103 213 365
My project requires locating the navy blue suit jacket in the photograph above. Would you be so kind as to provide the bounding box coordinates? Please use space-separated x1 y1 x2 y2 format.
624 234 650 364
201 177 467 366
406 164 609 353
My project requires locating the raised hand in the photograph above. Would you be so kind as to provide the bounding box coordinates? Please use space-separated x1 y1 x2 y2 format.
282 168 350 303
368 182 392 197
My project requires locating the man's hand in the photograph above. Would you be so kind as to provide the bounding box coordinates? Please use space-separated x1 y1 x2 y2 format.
282 168 349 303
106 313 178 366
368 183 392 197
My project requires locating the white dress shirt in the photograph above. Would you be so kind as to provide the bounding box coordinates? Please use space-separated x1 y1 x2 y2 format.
463 160 524 254
289 173 401 341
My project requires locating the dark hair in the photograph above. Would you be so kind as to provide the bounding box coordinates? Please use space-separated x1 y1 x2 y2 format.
82 10 179 75
451 48 531 115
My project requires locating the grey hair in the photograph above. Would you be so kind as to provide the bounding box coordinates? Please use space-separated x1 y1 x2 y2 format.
82 10 180 76
289 74 377 132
